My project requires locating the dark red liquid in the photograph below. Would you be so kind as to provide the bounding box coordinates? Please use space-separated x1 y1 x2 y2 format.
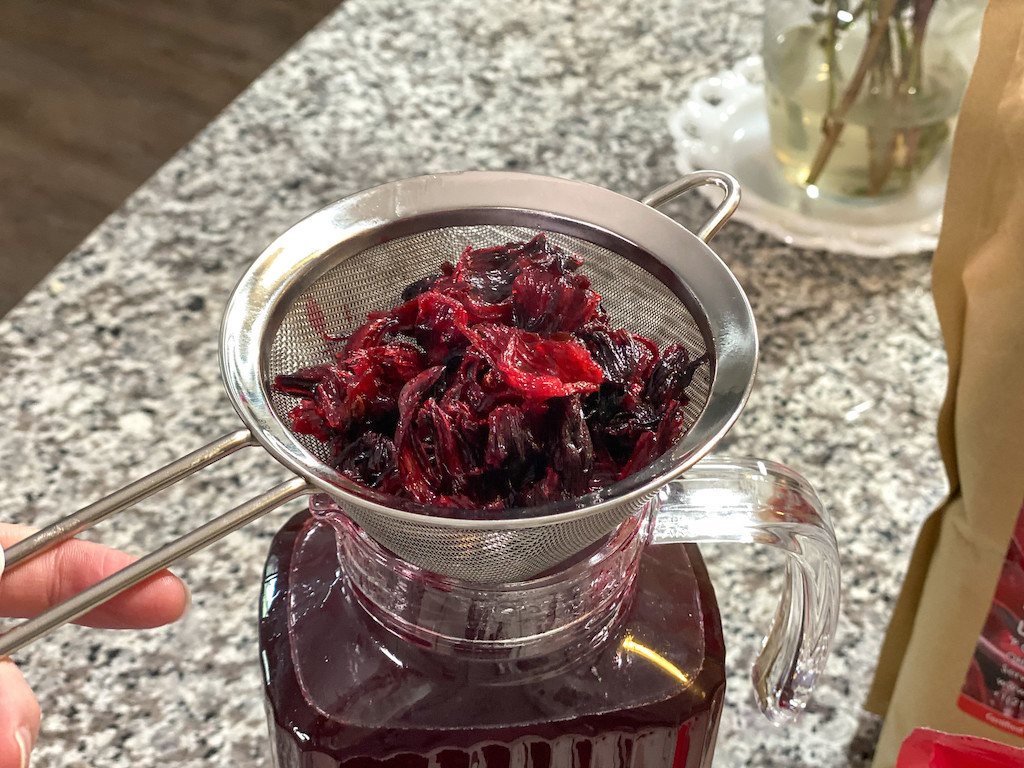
259 512 726 767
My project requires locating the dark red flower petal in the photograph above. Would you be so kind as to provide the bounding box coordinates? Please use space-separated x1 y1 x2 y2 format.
511 267 601 334
273 237 700 512
464 323 603 399
335 432 398 489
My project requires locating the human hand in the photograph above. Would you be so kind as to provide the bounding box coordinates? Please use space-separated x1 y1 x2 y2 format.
0 523 189 768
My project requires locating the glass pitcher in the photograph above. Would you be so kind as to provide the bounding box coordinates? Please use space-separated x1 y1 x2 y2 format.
260 456 839 767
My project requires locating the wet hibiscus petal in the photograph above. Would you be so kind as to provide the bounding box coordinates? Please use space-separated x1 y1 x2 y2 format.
511 267 601 334
465 323 603 398
272 235 705 512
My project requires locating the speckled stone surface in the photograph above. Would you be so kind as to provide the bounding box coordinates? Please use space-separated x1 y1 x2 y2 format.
0 0 950 765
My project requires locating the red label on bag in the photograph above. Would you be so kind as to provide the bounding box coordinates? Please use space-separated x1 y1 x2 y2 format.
898 727 1024 767
958 498 1024 736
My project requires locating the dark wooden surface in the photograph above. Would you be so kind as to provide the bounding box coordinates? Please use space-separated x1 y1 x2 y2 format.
0 0 340 317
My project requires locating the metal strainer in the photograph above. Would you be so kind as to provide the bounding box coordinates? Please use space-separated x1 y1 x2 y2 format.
0 170 754 655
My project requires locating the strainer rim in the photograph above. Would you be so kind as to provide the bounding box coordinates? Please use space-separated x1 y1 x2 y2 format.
220 170 757 529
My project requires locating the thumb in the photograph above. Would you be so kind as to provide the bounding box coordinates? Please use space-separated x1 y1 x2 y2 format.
0 659 39 768
0 546 39 768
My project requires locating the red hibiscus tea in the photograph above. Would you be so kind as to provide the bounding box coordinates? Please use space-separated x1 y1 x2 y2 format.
259 502 727 767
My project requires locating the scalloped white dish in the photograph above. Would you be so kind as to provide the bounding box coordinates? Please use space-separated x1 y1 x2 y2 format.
669 57 948 257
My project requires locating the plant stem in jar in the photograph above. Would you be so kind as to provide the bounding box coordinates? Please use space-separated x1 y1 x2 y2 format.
824 0 840 113
804 0 899 187
865 0 934 194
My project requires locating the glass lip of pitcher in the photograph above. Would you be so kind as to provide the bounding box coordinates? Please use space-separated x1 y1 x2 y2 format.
313 495 654 657
314 494 652 590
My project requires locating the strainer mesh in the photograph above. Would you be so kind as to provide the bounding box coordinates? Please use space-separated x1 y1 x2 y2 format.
266 225 712 581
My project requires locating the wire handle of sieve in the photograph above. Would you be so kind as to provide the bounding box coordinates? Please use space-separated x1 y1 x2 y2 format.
641 170 741 243
0 475 313 657
3 429 258 570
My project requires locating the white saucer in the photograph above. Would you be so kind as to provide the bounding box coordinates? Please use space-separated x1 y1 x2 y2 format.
669 57 948 257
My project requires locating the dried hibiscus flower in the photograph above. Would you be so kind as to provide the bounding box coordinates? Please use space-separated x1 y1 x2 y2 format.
274 234 706 511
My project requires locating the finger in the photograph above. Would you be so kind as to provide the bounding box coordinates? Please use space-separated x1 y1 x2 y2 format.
0 658 39 768
0 523 189 630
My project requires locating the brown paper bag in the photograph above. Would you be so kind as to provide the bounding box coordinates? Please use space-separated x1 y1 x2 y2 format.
865 1 1024 764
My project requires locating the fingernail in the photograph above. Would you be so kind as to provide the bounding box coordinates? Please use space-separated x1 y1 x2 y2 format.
180 579 193 618
15 726 33 768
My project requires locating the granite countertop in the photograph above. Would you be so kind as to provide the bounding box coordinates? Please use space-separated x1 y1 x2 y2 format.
0 0 950 765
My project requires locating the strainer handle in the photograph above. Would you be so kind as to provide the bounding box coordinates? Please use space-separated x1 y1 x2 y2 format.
651 456 840 725
641 170 741 243
3 429 258 569
0 475 312 657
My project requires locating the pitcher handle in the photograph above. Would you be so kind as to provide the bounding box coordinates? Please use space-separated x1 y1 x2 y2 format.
652 456 840 725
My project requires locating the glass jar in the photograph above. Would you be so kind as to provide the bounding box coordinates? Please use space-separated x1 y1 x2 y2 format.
762 0 984 199
259 457 840 767
261 498 726 767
